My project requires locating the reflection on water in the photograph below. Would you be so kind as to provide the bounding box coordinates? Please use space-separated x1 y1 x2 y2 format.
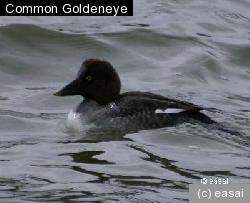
0 0 250 202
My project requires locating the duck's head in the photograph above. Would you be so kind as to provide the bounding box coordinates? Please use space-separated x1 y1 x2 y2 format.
54 59 121 105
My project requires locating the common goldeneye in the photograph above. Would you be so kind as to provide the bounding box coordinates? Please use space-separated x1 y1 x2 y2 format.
54 59 215 131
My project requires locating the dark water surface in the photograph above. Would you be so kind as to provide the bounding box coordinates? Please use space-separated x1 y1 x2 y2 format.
0 0 250 202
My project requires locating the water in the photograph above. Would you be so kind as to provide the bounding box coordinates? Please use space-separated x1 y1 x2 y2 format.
0 0 250 202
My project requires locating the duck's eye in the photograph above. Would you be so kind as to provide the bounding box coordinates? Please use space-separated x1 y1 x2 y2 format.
85 75 92 81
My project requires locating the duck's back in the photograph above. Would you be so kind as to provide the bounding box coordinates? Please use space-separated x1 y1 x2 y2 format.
117 91 203 113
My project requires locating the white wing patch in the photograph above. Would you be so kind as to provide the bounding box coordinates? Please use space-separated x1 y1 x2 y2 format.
155 109 165 114
155 108 186 114
164 108 186 114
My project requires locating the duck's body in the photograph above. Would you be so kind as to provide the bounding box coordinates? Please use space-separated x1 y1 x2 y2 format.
54 59 214 132
73 91 214 131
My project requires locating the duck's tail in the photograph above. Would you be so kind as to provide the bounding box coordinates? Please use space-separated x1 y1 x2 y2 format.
191 111 241 137
191 111 216 125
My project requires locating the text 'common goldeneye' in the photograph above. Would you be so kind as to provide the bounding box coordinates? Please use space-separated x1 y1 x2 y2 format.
54 59 215 132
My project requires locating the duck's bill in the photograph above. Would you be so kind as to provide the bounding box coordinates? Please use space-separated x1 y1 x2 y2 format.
54 80 81 96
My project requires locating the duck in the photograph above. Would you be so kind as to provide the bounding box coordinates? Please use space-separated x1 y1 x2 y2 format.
54 59 215 132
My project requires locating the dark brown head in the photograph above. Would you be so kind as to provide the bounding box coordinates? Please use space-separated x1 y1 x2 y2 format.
54 59 121 105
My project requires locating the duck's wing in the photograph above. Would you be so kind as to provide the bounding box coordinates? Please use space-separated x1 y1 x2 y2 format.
107 92 215 129
116 91 203 117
